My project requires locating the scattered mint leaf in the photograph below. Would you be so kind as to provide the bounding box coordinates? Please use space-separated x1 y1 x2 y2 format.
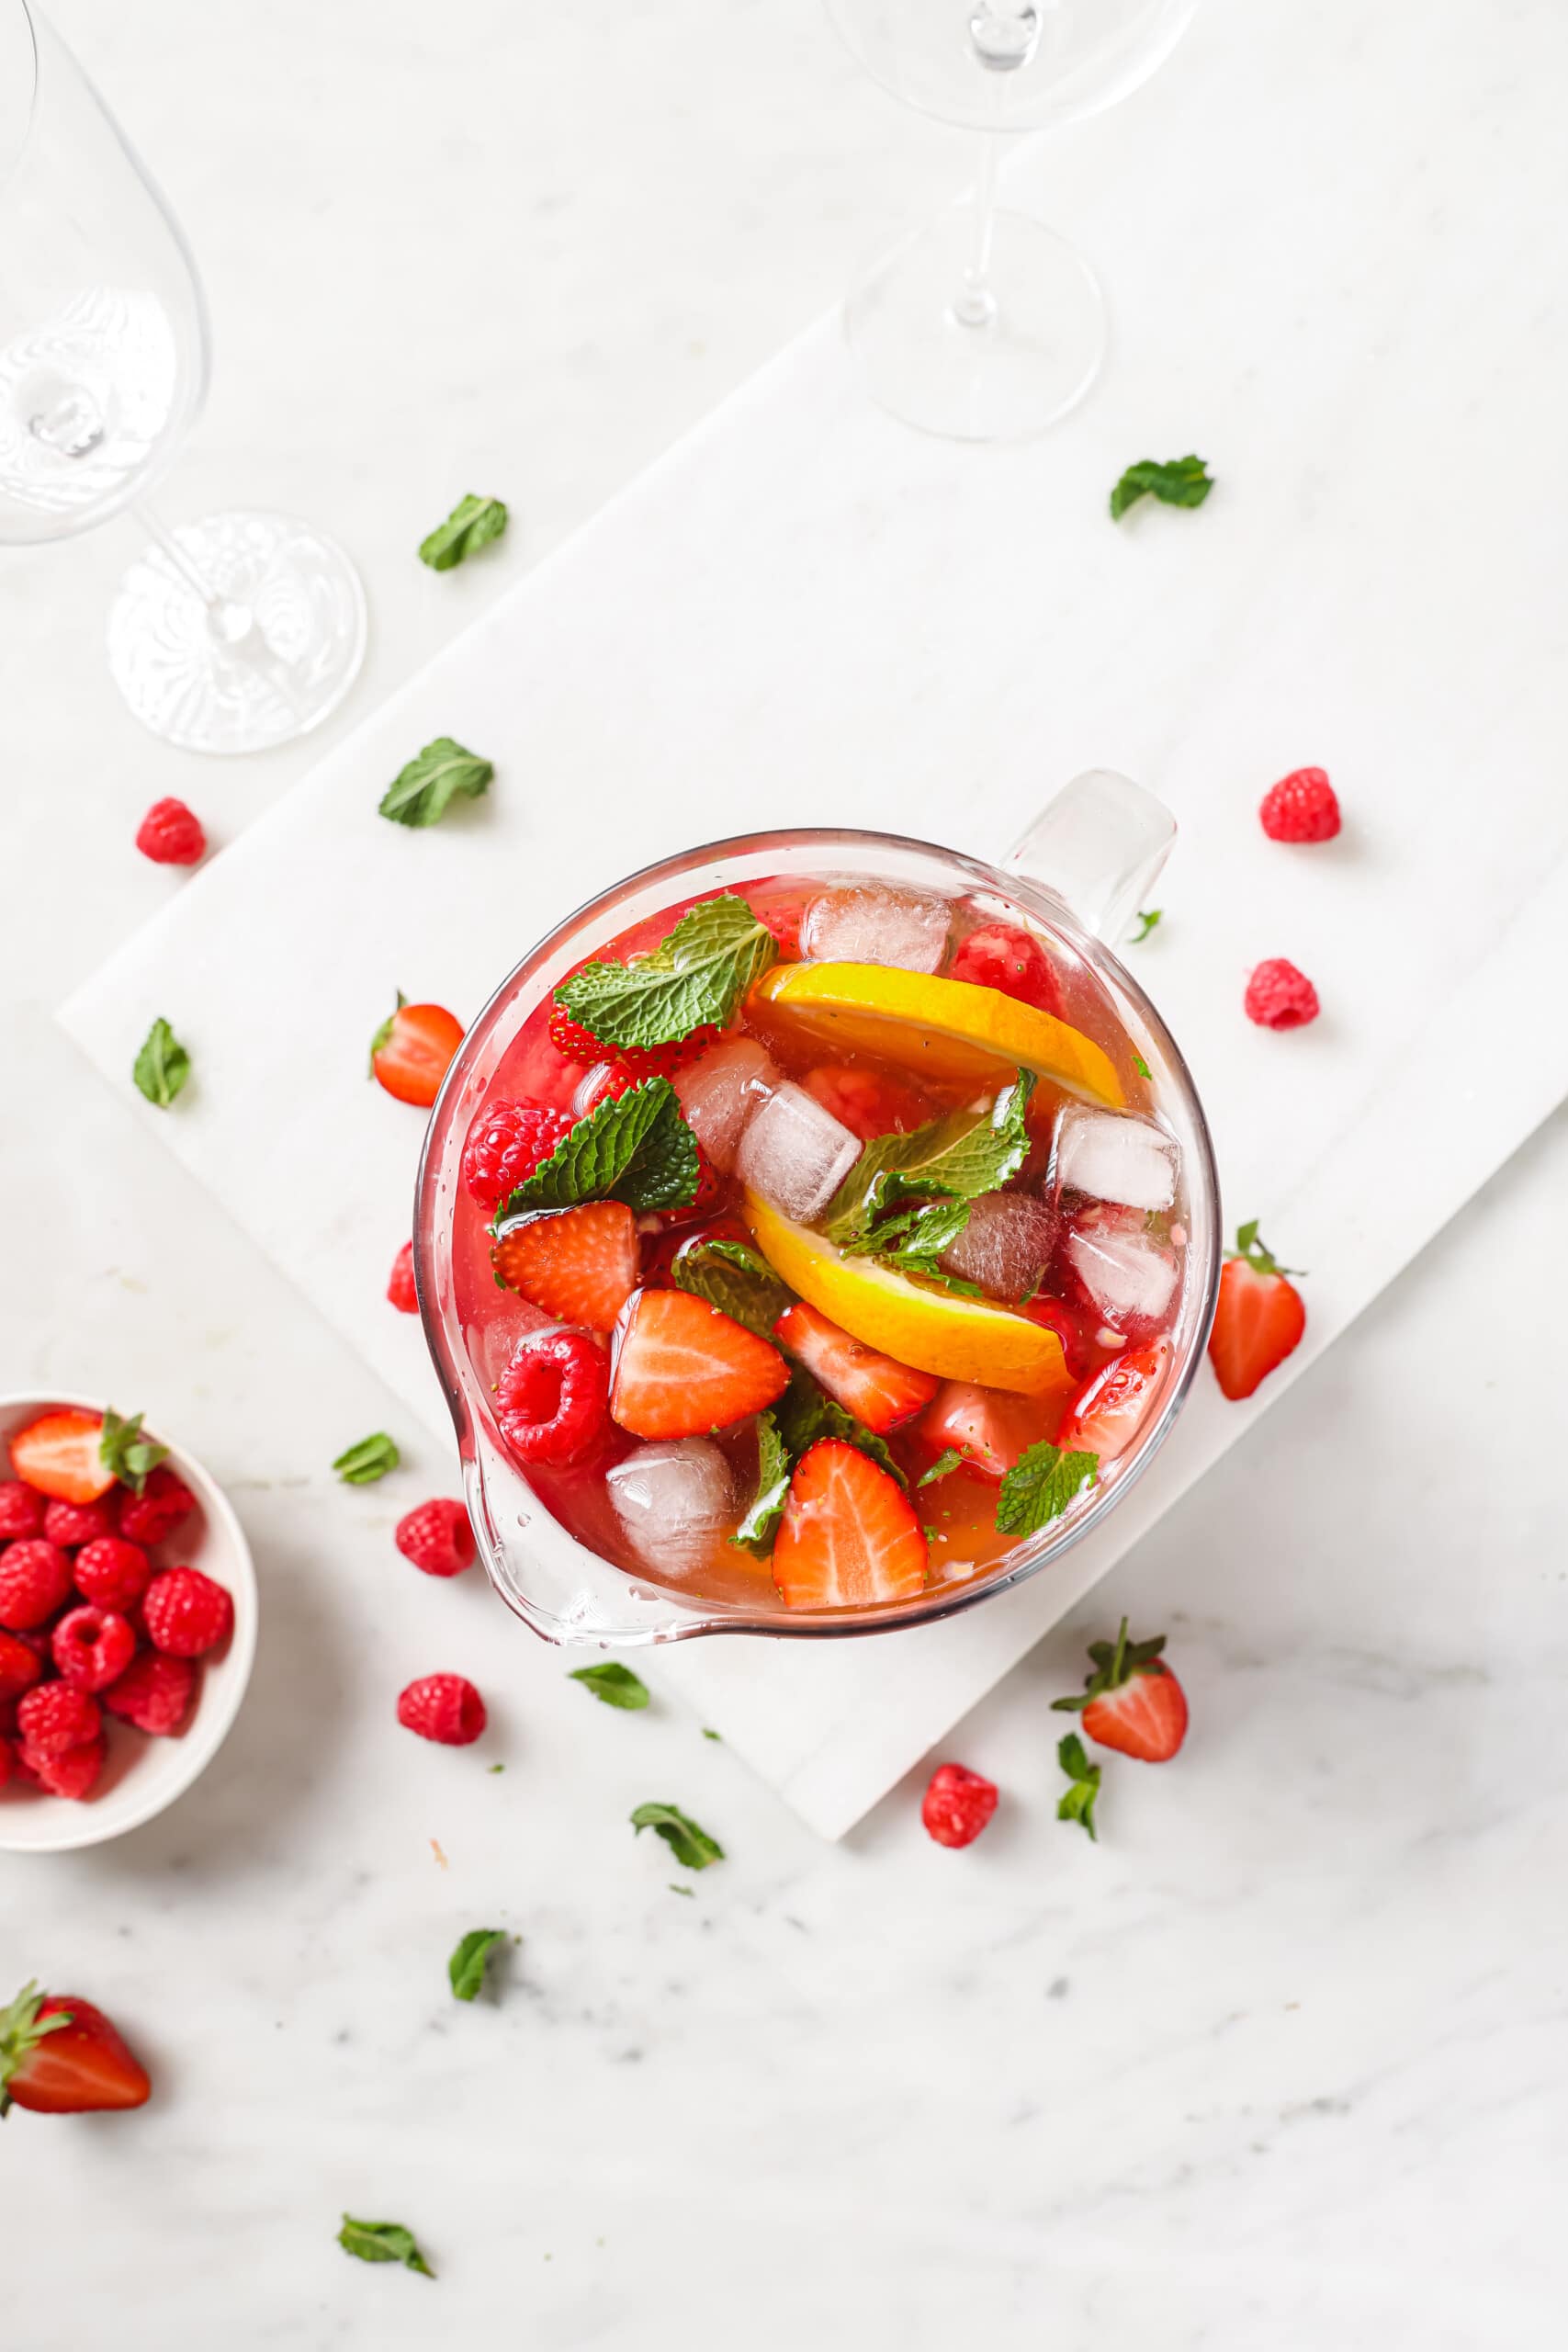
1129 908 1163 944
825 1074 1034 1247
418 492 507 571
333 1432 400 1486
669 1882 694 1897
557 895 777 1051
494 1078 697 1221
489 1762 505 1773
702 1728 720 1742
448 1928 506 2002
378 737 493 828
1056 1733 1100 1840
729 1408 793 1558
672 1235 792 1338
338 2216 434 2277
1132 1052 1152 1080
1110 455 1213 522
630 1802 723 1871
995 1440 1098 1537
774 1370 905 1488
570 1661 650 1711
919 1449 964 1488
98 1408 169 1496
132 1017 190 1110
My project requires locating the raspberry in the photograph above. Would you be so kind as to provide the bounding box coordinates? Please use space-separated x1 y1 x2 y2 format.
461 1098 575 1211
72 1535 152 1611
42 1495 117 1547
1244 958 1320 1030
1259 766 1340 843
103 1649 197 1736
116 1465 196 1545
387 1239 418 1313
17 1680 101 1759
135 796 207 865
397 1673 486 1746
0 1538 73 1630
921 1761 999 1848
395 1498 476 1578
0 1482 45 1541
28 1735 107 1800
547 1003 720 1082
51 1604 138 1693
496 1328 611 1467
570 1060 642 1118
143 1567 234 1658
950 923 1064 1016
0 1629 44 1703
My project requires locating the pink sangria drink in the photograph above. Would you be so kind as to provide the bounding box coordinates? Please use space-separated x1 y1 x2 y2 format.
440 856 1201 1622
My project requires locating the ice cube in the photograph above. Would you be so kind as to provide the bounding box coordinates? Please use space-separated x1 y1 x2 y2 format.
674 1037 779 1173
605 1438 734 1577
1064 1216 1179 1336
800 883 953 974
471 1299 558 1390
1053 1104 1179 1213
734 1081 861 1224
938 1191 1056 1302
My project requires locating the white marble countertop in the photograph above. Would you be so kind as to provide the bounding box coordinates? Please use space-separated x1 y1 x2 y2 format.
5 1 1568 2344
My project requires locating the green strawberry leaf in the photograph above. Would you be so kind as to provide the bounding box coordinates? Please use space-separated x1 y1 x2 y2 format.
824 1074 1034 1247
0 1983 74 2117
918 1448 964 1488
1052 1615 1169 1713
728 1408 793 1558
447 1928 507 2002
1055 1732 1101 1840
132 1017 190 1110
338 2216 435 2277
1110 455 1213 522
995 1439 1099 1537
98 1408 169 1496
570 1661 650 1711
557 894 777 1050
418 492 507 571
333 1432 400 1486
378 737 493 828
493 1078 698 1220
368 990 406 1076
672 1235 793 1338
630 1802 724 1871
1227 1220 1304 1279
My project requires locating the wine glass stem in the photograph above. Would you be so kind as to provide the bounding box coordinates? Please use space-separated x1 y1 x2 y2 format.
953 132 1003 330
129 501 311 720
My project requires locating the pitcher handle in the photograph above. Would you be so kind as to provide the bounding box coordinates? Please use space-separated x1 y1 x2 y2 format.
1004 769 1175 944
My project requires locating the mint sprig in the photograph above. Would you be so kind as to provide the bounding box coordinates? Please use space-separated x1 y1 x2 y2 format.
995 1439 1098 1537
729 1409 794 1558
99 1408 169 1496
378 737 493 828
824 1074 1034 1248
840 1186 980 1295
132 1017 190 1109
672 1235 793 1338
630 1803 724 1871
557 895 777 1051
570 1661 649 1711
333 1432 400 1486
493 1078 698 1220
448 1928 506 2002
1056 1733 1101 1840
1110 455 1213 521
338 2216 434 2277
418 492 507 571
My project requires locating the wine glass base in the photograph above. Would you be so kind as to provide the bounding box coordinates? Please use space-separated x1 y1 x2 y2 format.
846 202 1107 443
107 509 367 755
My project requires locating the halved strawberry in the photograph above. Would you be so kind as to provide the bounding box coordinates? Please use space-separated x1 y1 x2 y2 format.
1208 1222 1305 1401
800 1066 931 1142
493 1202 639 1333
919 1382 1053 1480
1056 1338 1171 1463
610 1288 788 1440
1053 1617 1189 1762
369 996 465 1107
7 1411 115 1506
772 1439 928 1611
774 1303 938 1433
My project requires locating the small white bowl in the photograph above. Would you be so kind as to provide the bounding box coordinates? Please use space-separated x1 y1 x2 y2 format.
0 1393 257 1854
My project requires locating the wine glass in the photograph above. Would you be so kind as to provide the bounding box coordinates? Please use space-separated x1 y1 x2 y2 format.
828 0 1199 441
0 2 366 753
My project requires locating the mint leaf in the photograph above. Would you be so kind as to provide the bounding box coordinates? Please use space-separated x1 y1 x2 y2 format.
919 1449 963 1488
729 1408 793 1558
378 737 493 828
1132 1052 1152 1080
1110 455 1213 522
338 2216 434 2277
570 1661 649 1711
418 492 507 571
702 1728 721 1741
630 1802 724 1871
333 1432 400 1485
995 1439 1098 1537
825 1074 1034 1247
448 1928 506 2002
98 1408 169 1496
557 895 777 1050
132 1017 190 1109
773 1369 905 1487
672 1235 792 1338
494 1078 698 1220
1129 908 1162 944
841 1187 980 1293
1056 1733 1100 1840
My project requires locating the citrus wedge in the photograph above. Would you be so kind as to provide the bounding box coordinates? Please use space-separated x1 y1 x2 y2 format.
749 962 1123 1106
745 1192 1073 1396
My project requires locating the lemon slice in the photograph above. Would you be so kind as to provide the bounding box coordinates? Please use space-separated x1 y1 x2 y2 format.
749 962 1124 1107
745 1192 1073 1396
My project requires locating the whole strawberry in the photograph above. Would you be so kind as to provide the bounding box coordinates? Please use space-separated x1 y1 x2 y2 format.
116 1466 196 1546
0 1483 45 1542
135 797 207 865
920 1762 999 1848
1053 1616 1189 1762
16 1682 101 1761
71 1536 152 1613
1259 765 1340 843
387 1240 418 1314
395 1499 475 1578
0 1539 72 1631
102 1650 196 1736
0 1983 151 2114
461 1098 574 1211
142 1567 233 1658
397 1674 486 1746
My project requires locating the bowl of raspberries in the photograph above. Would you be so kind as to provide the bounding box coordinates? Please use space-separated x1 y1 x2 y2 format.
0 1394 256 1853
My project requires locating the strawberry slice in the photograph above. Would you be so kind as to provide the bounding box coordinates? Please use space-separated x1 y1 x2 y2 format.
773 1439 928 1611
1056 1338 1171 1463
919 1381 1053 1480
493 1202 639 1332
1052 1616 1189 1762
610 1288 789 1440
1208 1222 1305 1400
7 1411 115 1506
774 1302 938 1433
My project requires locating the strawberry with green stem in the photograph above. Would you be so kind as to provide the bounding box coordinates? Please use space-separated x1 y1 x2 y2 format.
1053 1616 1189 1762
0 1982 150 2116
1208 1221 1306 1400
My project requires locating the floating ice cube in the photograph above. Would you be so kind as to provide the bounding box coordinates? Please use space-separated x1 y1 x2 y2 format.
800 883 953 974
674 1037 779 1173
605 1438 734 1577
735 1081 861 1224
471 1299 558 1390
1064 1216 1179 1336
1053 1104 1179 1213
938 1191 1057 1302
